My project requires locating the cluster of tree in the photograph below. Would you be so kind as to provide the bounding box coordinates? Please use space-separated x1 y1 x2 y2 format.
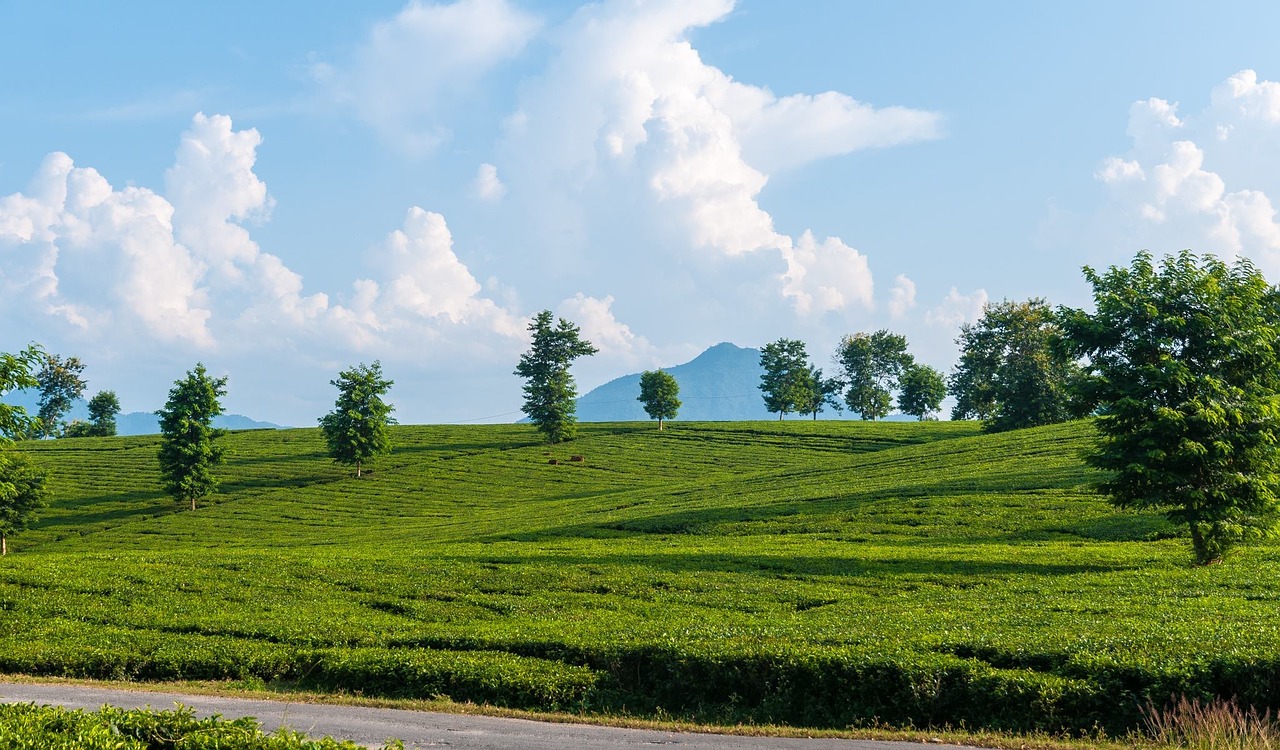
757 334 946 421
0 351 121 440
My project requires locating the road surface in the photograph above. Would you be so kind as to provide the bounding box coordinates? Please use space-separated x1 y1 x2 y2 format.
0 682 967 749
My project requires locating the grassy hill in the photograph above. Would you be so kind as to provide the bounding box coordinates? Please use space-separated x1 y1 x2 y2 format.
3 420 1277 734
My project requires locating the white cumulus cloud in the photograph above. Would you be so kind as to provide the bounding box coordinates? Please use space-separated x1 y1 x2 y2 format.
925 287 988 329
471 163 506 201
888 274 917 319
1096 70 1280 274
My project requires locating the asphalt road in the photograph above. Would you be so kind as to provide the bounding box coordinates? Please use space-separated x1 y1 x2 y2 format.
0 682 965 750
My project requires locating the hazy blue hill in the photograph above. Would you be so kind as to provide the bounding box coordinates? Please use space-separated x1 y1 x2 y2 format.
1 390 285 435
576 342 777 422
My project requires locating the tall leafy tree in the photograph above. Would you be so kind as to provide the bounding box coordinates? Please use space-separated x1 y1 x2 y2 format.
798 366 843 420
87 391 121 437
35 353 86 438
0 450 48 556
950 298 1085 432
836 330 912 420
319 361 396 478
637 369 681 430
0 345 44 440
516 310 598 443
898 363 948 420
156 364 227 512
758 338 810 420
1061 250 1280 565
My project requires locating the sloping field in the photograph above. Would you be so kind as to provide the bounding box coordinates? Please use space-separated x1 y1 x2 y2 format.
4 420 1278 734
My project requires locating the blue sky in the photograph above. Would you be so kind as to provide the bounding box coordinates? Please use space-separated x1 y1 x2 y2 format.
4 1 1280 425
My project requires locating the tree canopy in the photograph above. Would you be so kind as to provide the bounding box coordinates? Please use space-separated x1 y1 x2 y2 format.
0 345 44 441
0 450 48 556
898 363 947 420
758 338 810 420
516 310 598 443
319 361 395 477
156 364 227 512
35 353 86 438
836 330 912 420
87 391 121 437
637 369 680 429
798 366 843 420
1061 250 1280 565
950 298 1085 432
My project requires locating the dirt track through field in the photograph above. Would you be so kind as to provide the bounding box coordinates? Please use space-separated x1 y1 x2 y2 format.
0 681 968 750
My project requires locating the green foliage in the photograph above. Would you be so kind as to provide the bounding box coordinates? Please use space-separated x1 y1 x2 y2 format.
319 362 395 478
757 338 810 419
836 330 912 420
898 363 947 420
0 449 47 555
636 369 680 428
156 363 227 511
515 310 598 443
8 418 1280 733
1061 250 1280 565
797 366 843 420
0 344 44 441
950 298 1084 432
88 390 121 437
0 703 391 748
36 352 87 438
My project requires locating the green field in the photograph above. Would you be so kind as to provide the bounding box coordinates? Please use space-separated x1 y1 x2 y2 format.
4 420 1278 735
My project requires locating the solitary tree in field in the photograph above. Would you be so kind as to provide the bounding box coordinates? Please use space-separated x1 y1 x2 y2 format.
0 450 48 555
950 298 1084 432
319 361 395 478
0 345 44 440
35 353 87 438
836 330 912 420
1061 250 1280 565
637 369 680 429
157 364 227 511
516 310 598 443
898 363 947 420
758 338 810 420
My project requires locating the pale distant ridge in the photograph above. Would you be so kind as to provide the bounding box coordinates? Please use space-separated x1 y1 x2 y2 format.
1 390 285 435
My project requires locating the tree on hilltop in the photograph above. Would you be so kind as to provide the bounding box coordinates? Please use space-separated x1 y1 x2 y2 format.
64 391 121 438
950 298 1085 432
157 364 227 512
758 338 811 420
319 361 395 478
516 310 598 443
35 353 86 438
798 366 843 420
898 363 947 420
637 369 680 429
836 330 912 420
1061 250 1280 565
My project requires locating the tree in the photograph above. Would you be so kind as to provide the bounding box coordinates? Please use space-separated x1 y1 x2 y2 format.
898 363 947 420
798 366 843 420
156 364 227 512
87 391 121 437
0 450 48 555
319 362 395 478
35 353 86 438
950 298 1085 432
758 338 810 420
1060 250 1280 565
0 345 43 440
515 310 598 443
637 370 681 430
836 330 912 420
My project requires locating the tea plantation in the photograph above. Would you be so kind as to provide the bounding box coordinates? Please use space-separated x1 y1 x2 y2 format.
4 420 1278 734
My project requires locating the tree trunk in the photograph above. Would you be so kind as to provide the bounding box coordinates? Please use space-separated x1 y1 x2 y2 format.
190 496 197 512
1188 522 1218 565
812 411 817 421
778 411 783 421
1 534 6 556
658 417 664 431
356 458 362 478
